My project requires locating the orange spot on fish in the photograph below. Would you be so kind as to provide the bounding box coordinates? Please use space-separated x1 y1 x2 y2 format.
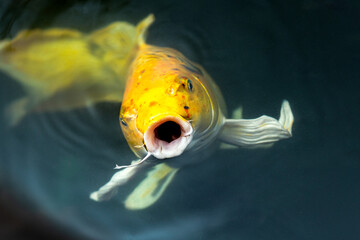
184 107 190 118
149 101 157 107
144 88 148 91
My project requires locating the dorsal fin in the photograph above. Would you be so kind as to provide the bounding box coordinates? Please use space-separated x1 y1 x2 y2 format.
136 14 155 47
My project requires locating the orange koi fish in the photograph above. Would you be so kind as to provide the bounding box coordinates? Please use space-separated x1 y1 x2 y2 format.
0 15 294 210
90 15 294 210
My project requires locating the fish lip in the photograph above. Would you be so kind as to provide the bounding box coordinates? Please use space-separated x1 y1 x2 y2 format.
144 115 193 159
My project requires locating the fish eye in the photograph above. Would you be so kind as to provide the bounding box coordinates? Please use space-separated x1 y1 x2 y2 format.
120 118 127 127
186 79 193 91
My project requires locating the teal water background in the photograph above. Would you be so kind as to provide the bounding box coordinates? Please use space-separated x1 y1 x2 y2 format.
0 0 359 239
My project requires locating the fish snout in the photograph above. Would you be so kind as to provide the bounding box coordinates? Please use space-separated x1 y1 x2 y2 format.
144 115 193 159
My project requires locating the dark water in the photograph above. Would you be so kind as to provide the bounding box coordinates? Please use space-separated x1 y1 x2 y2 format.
1 0 359 239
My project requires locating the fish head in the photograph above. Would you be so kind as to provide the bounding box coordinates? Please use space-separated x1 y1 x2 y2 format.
120 47 225 159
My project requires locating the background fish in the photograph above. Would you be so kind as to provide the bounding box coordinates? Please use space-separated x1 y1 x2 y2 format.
0 16 146 125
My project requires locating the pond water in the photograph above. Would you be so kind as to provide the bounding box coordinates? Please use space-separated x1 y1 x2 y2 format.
0 0 359 239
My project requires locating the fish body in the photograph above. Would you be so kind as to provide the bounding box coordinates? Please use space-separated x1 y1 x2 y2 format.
120 44 225 159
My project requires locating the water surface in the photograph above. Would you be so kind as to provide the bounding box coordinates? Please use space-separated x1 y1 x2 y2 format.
0 0 359 239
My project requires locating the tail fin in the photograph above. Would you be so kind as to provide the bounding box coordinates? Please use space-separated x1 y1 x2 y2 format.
219 100 294 148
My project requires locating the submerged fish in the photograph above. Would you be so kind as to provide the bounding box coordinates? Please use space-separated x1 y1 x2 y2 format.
0 18 147 125
90 15 294 210
0 15 294 210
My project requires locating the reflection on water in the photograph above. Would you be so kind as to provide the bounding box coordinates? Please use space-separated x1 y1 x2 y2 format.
1 0 360 239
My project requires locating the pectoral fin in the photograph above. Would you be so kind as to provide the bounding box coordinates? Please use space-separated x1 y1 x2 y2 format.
90 160 178 211
219 100 294 148
124 163 178 210
90 160 141 202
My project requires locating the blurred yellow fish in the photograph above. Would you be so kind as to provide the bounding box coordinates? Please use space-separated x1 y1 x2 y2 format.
0 18 145 125
0 15 294 210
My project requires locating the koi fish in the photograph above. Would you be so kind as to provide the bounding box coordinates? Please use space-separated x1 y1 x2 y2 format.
89 15 294 210
0 15 294 210
0 18 150 125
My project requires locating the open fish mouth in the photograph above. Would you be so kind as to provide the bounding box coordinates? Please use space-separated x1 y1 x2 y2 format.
144 115 193 159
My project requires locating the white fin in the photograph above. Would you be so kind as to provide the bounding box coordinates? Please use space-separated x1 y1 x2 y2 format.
219 100 294 148
114 152 151 170
90 160 140 202
219 105 243 149
125 163 178 210
278 100 293 135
